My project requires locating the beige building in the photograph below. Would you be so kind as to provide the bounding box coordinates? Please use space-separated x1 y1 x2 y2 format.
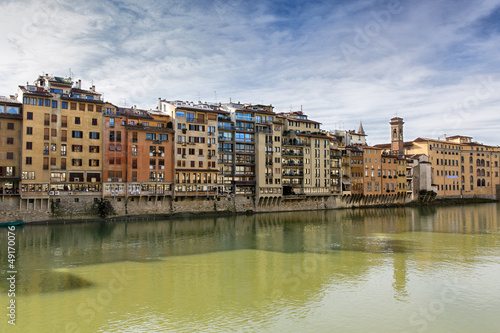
17 75 104 202
278 111 330 196
159 100 222 197
377 117 500 199
407 136 500 198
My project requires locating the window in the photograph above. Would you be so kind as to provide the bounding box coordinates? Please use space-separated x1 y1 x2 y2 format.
109 118 115 127
6 152 14 160
26 127 33 135
88 104 94 112
89 159 99 167
92 118 98 126
62 102 68 109
72 145 83 152
26 157 32 165
26 112 33 120
7 137 14 145
72 159 82 166
52 100 57 108
70 102 77 110
75 117 81 124
7 123 14 130
61 144 66 156
89 132 100 139
89 146 100 153
72 131 83 138
26 142 32 150
51 129 57 137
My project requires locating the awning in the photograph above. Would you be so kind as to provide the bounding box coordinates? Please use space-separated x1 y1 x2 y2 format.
342 181 351 185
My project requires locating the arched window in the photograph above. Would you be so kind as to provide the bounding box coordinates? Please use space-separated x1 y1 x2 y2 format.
470 176 474 183
461 156 464 163
476 159 480 166
469 156 473 163
461 176 465 183
481 169 485 177
477 169 481 176
481 159 485 167
470 166 473 173
477 179 481 187
461 166 464 173
482 179 486 187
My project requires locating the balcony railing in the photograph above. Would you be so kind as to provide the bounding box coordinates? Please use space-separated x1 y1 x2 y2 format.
235 115 255 121
187 118 207 124
282 141 307 147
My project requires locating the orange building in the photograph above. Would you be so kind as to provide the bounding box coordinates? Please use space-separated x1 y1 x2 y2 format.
103 106 175 197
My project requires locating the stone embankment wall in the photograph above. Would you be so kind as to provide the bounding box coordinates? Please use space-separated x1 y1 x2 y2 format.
0 192 496 223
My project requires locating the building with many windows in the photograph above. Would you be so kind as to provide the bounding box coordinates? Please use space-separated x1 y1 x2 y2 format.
17 75 104 201
159 100 222 197
0 97 22 195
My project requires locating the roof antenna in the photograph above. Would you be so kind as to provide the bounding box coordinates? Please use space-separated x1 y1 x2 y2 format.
214 91 217 104
69 68 73 79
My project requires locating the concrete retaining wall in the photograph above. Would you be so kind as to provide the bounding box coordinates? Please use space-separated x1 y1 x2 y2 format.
0 191 496 223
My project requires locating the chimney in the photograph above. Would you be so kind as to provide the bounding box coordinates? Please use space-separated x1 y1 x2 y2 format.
78 79 81 89
90 85 95 92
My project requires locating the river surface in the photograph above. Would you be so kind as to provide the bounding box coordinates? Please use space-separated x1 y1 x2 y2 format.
1 204 500 332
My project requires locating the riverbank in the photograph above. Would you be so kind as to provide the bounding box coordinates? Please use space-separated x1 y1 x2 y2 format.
8 196 498 225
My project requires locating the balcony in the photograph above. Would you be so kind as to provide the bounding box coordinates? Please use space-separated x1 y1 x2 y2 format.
235 159 255 165
282 172 304 177
282 150 303 157
235 149 255 154
256 128 272 134
186 118 207 124
235 127 254 132
282 162 303 167
235 115 255 121
282 140 307 147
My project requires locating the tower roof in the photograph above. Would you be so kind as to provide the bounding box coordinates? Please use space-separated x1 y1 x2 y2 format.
358 121 365 135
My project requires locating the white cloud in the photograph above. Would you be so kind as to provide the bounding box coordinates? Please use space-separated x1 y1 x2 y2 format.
0 0 499 145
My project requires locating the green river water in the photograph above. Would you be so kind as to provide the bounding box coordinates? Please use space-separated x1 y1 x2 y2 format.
1 204 500 332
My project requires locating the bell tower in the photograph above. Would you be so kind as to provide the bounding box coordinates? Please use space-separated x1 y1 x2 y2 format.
390 117 404 156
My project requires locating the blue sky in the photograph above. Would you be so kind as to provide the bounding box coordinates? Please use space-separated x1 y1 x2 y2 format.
1 0 500 145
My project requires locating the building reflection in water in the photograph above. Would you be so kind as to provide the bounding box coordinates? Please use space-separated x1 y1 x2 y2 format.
1 203 499 331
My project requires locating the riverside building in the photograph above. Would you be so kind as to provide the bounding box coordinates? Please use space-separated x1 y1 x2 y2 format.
17 75 105 209
159 100 222 197
0 97 22 195
376 117 500 199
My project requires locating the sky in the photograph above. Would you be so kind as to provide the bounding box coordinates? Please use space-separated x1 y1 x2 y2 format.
1 0 500 145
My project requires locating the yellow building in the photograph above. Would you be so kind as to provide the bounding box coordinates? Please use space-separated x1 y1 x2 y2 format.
278 111 330 196
407 136 500 198
17 75 104 199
